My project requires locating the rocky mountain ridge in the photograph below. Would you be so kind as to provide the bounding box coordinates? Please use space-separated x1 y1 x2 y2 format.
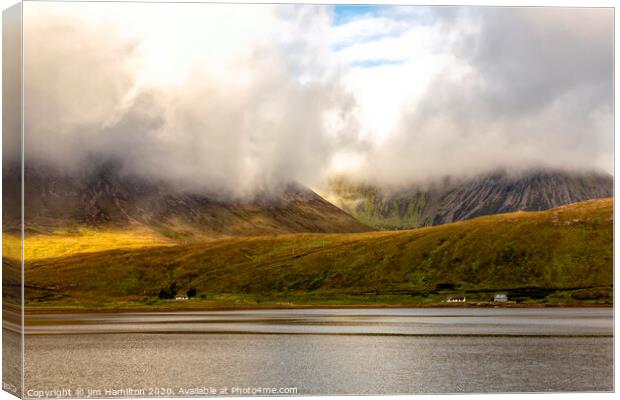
323 169 613 230
4 163 372 238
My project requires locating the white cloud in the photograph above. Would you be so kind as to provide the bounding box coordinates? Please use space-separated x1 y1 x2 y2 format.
329 7 613 185
329 8 474 140
20 3 614 196
23 2 352 197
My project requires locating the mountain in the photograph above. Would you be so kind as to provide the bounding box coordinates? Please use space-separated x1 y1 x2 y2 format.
24 198 613 307
322 169 613 230
4 163 371 238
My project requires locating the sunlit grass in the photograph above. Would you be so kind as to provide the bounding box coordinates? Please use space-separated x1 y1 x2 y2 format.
6 228 176 261
22 198 613 309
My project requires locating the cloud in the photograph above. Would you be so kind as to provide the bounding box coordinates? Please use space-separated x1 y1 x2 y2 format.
24 8 139 168
2 3 22 166
20 3 613 196
341 7 613 186
23 3 356 197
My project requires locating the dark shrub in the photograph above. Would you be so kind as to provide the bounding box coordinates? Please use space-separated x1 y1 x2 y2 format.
158 282 179 299
187 287 197 298
168 282 178 297
435 283 455 291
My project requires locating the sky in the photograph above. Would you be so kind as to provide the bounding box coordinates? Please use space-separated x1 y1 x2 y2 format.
19 3 613 196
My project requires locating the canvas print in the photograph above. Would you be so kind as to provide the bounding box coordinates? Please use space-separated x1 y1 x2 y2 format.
2 1 614 397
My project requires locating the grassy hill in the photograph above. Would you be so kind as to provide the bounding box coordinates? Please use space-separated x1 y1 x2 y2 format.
22 198 613 309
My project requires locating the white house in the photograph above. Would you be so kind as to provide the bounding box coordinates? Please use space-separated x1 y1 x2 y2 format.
445 296 466 303
494 294 508 302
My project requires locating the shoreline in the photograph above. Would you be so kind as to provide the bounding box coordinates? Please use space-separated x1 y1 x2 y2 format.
21 302 613 314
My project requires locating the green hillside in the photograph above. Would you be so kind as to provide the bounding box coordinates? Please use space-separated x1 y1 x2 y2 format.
322 170 613 230
23 198 613 309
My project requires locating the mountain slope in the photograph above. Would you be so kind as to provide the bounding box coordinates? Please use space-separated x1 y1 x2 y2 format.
323 169 613 230
4 163 371 239
23 198 613 307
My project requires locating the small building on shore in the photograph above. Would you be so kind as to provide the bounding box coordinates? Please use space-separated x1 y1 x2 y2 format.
445 296 466 303
175 295 189 301
494 293 508 302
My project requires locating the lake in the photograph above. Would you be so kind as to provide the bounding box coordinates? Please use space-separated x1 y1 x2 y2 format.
20 307 613 395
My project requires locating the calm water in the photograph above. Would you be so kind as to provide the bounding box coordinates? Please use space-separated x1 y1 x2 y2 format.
21 308 613 396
